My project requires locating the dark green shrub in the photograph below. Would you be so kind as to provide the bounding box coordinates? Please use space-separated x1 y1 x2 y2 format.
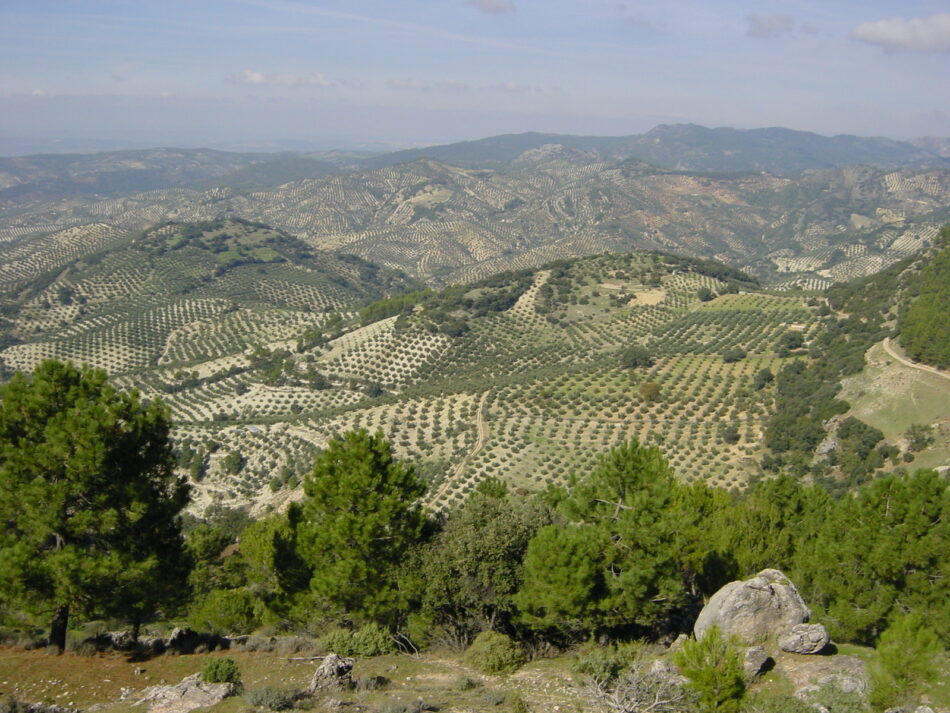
464 631 526 675
869 613 941 710
189 588 262 635
202 656 242 685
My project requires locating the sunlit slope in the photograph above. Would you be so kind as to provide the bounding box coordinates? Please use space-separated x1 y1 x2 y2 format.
0 218 419 374
59 250 823 514
3 154 947 289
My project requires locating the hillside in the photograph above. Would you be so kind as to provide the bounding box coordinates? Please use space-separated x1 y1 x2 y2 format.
0 228 918 515
0 218 419 375
0 148 267 205
2 153 947 290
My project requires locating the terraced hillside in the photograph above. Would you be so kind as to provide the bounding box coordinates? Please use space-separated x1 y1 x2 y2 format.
0 218 419 374
0 229 816 511
3 220 944 515
2 151 947 289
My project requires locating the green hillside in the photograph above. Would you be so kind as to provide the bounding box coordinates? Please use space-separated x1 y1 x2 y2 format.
0 240 816 512
0 218 419 376
0 216 945 515
899 225 950 368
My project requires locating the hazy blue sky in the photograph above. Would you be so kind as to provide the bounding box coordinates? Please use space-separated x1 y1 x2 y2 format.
1 0 948 150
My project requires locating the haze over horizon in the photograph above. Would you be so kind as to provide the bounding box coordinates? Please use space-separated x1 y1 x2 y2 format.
1 0 949 153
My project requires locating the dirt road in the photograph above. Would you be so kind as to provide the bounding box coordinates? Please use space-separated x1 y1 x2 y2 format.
882 337 950 382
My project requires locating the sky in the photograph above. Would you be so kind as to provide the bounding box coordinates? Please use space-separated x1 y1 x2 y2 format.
1 0 949 151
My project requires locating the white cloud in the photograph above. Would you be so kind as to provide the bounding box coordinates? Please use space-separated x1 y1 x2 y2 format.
388 77 429 91
234 69 335 87
466 0 515 14
851 13 950 53
746 14 795 39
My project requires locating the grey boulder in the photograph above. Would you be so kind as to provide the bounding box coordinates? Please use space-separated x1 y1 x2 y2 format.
134 673 236 713
694 569 811 647
308 653 355 693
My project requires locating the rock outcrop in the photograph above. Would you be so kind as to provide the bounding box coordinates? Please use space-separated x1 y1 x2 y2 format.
307 653 355 693
694 569 811 647
776 654 868 697
133 673 236 713
779 623 830 654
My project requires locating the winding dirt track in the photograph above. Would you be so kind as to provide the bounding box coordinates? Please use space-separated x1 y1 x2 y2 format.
430 390 490 507
882 337 950 382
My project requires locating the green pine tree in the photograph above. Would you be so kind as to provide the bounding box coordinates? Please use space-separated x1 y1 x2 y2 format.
293 429 427 626
0 360 190 649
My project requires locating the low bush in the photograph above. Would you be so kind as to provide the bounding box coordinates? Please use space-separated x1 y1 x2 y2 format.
464 631 526 675
571 641 645 684
672 628 745 713
245 686 295 711
201 656 242 685
355 675 390 691
322 622 395 657
453 676 481 691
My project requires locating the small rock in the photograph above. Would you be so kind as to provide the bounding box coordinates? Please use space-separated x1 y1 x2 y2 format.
780 623 830 654
668 633 689 652
649 659 686 685
743 646 770 678
817 673 867 695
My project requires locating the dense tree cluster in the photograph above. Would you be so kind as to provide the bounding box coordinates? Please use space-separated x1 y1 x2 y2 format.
169 432 947 655
899 226 950 368
762 248 919 483
0 362 945 671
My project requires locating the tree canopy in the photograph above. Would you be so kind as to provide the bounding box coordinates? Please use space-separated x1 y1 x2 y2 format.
0 360 190 649
899 226 950 368
293 428 427 625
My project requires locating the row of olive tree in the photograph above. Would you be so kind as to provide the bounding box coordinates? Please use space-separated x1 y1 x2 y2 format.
203 427 947 654
2 360 947 658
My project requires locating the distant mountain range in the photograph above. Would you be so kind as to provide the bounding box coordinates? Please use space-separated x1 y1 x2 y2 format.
1 124 947 204
360 124 948 176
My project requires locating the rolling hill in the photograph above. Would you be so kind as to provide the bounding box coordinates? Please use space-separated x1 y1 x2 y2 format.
3 152 946 289
4 221 943 517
